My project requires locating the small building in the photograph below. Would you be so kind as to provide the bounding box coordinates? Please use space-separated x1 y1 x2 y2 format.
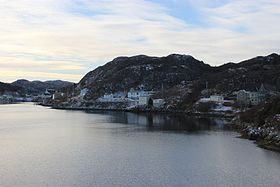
199 95 224 103
128 89 147 99
52 91 66 101
210 95 224 103
97 92 126 103
127 88 154 100
113 92 126 99
103 94 114 100
236 90 249 105
236 90 265 106
249 92 265 105
153 99 165 108
139 96 150 106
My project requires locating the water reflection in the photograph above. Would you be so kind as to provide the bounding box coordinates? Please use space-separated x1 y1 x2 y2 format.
86 111 232 132
1 104 279 187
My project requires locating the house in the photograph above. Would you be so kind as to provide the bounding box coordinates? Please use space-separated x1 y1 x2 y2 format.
153 99 165 108
113 92 126 99
103 94 114 100
199 95 224 103
236 90 265 106
249 92 265 105
127 88 154 100
128 89 147 99
236 90 249 105
139 96 150 106
210 95 224 103
97 92 126 103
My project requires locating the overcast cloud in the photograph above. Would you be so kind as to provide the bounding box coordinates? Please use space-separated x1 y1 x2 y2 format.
0 0 279 82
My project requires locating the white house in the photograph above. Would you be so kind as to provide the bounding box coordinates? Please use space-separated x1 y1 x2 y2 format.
210 95 224 103
139 96 150 105
127 88 154 100
153 99 165 108
104 94 114 99
97 92 126 103
128 90 146 99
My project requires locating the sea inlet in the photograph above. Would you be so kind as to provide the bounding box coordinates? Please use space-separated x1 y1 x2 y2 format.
0 103 279 187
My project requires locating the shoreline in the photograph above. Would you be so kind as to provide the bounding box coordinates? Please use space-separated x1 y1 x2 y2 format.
234 121 280 153
49 105 235 119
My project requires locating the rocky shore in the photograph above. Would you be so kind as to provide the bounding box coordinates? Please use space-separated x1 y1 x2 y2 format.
234 116 280 152
50 104 235 119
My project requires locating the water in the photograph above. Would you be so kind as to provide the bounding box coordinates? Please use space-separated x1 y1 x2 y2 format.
0 103 279 187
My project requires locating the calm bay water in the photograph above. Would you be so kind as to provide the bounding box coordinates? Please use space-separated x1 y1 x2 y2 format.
0 103 279 187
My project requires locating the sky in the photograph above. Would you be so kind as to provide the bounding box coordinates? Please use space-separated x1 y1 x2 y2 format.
0 0 279 83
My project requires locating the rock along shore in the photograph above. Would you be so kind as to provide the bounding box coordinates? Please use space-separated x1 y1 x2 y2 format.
233 118 280 152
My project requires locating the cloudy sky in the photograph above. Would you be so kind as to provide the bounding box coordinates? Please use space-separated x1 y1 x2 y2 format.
0 0 279 82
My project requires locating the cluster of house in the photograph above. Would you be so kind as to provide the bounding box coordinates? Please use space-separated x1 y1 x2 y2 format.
38 83 271 110
97 88 165 108
199 84 268 109
236 85 267 106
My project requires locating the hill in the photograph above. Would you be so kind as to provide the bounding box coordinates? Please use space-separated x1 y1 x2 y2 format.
11 79 74 94
0 81 23 94
76 54 210 103
63 53 279 109
201 53 280 94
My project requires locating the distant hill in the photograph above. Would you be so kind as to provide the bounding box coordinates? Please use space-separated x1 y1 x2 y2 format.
11 79 74 94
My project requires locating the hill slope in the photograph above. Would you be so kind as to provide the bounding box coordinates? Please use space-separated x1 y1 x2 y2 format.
58 53 280 109
77 54 211 100
0 82 23 94
11 79 74 94
201 53 280 94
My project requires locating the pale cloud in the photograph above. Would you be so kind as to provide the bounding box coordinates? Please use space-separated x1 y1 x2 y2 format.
0 0 279 82
0 70 82 83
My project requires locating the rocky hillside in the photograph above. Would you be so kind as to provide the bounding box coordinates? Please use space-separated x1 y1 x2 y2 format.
77 54 211 100
65 53 279 109
201 53 280 95
11 79 74 94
